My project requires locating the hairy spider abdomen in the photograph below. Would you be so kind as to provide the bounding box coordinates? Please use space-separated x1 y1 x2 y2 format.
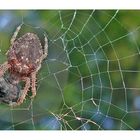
7 33 43 75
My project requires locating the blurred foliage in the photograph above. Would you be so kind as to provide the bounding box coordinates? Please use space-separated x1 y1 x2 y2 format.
0 10 140 130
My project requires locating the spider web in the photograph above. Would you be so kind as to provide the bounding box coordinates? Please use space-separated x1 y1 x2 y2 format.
0 10 140 130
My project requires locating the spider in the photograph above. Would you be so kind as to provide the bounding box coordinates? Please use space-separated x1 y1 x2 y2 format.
0 24 48 106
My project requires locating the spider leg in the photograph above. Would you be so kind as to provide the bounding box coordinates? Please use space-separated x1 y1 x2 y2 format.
16 77 30 105
0 62 11 77
6 24 23 55
10 23 23 45
42 34 48 60
31 64 42 98
31 71 37 98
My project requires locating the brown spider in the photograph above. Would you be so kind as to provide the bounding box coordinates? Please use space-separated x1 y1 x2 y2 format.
0 24 48 106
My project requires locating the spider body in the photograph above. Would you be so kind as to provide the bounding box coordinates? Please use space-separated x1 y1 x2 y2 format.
8 33 43 77
0 24 48 106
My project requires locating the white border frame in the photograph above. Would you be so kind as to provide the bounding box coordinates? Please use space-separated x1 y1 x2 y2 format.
1 0 140 9
0 131 140 140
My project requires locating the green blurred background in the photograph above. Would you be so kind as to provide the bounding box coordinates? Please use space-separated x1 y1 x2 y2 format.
0 10 140 130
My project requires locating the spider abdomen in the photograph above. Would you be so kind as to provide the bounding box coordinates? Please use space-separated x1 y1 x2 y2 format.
7 33 43 75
